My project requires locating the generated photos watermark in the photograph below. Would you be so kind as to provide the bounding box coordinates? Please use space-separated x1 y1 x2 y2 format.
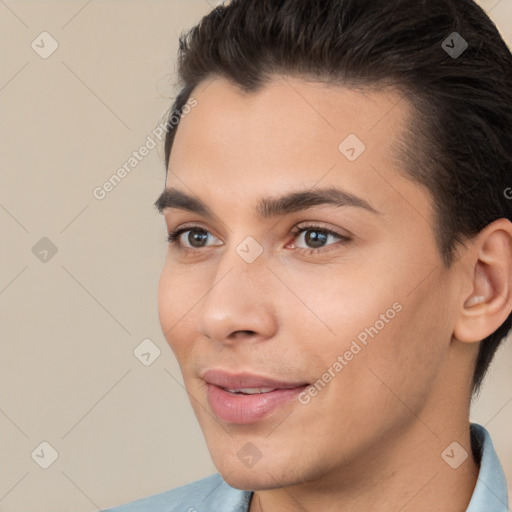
298 301 403 404
92 97 198 201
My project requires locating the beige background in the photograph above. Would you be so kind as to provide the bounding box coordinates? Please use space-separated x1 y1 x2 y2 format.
0 1 511 511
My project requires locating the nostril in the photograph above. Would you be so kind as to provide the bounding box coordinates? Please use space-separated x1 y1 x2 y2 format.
231 330 257 337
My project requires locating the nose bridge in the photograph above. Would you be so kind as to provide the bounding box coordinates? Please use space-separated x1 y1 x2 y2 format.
198 240 277 343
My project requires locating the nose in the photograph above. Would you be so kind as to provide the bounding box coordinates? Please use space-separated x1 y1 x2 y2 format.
197 246 278 346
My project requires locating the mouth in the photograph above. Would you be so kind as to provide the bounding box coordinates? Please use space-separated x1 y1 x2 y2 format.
202 369 310 424
202 368 309 390
222 387 283 395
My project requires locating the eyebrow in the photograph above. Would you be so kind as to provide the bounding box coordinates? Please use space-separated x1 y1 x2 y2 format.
154 186 379 218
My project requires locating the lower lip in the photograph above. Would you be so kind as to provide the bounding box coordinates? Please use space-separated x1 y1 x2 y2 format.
206 383 308 424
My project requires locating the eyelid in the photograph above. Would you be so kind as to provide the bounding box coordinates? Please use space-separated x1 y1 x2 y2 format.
292 222 351 239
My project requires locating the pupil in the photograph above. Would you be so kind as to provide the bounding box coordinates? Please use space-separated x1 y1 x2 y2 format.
305 230 327 248
189 230 208 247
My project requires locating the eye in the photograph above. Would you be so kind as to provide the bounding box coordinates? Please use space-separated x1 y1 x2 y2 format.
289 224 350 251
166 223 350 255
166 226 222 249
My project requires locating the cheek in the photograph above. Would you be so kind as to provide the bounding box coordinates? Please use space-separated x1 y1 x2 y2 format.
286 261 447 400
347 279 452 413
157 266 175 337
279 264 401 351
157 263 198 351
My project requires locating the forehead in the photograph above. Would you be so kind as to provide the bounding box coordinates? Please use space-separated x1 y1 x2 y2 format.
166 75 431 223
174 74 410 142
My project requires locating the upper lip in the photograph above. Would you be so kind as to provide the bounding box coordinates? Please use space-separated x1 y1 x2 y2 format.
202 369 309 389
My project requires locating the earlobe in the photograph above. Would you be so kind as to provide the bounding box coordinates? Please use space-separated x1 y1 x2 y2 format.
453 219 512 344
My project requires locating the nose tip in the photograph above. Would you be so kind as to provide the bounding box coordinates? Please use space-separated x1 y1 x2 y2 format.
197 264 278 346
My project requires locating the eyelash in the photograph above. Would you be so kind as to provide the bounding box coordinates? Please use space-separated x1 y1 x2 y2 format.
166 224 351 256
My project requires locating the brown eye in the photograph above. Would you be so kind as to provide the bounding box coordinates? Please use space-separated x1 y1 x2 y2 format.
186 229 209 247
303 229 329 248
292 225 347 250
166 226 222 250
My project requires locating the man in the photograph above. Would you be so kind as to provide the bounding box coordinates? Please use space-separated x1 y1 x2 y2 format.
104 0 511 510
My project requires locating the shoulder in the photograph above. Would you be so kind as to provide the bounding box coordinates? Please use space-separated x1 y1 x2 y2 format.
102 473 252 512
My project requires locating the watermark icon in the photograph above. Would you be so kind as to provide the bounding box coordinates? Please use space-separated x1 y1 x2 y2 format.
134 338 161 366
237 441 262 468
298 301 403 404
441 32 468 59
32 237 58 263
441 441 468 469
31 441 59 469
31 31 59 59
504 187 512 200
338 134 366 161
92 97 197 201
236 236 263 263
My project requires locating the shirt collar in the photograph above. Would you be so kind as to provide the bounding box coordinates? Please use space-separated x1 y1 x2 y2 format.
465 423 509 512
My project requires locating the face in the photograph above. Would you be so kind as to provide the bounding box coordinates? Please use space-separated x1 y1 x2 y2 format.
156 75 466 490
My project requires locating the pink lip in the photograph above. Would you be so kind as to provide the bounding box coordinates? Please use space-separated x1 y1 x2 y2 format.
202 369 308 389
202 369 309 424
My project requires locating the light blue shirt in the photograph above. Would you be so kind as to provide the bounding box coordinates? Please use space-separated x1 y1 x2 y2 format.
102 423 508 511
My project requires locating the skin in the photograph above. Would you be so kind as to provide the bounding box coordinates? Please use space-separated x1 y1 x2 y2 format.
156 75 512 512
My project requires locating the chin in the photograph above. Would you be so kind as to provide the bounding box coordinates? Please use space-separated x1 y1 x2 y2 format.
219 469 293 492
210 450 307 491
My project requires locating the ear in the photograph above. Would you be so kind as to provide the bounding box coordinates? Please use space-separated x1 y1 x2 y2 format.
454 218 512 343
